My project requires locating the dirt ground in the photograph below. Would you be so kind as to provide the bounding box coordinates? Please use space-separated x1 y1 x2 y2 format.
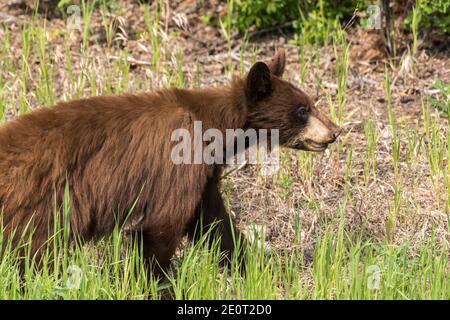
1 0 449 258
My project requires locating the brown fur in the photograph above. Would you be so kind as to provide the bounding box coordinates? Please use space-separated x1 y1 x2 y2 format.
0 49 340 273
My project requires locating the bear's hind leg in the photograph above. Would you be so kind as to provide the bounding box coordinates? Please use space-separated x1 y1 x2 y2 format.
134 231 180 279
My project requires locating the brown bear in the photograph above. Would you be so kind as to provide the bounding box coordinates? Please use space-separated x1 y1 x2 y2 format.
0 49 341 273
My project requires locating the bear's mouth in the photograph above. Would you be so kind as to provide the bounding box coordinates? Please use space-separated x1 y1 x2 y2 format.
305 140 329 151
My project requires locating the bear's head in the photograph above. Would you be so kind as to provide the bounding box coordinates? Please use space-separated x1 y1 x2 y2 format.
244 49 341 152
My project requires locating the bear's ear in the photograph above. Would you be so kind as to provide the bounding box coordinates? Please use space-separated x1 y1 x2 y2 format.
246 62 272 103
267 48 286 77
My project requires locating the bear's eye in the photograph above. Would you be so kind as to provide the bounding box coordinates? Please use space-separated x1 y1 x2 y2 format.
296 107 308 120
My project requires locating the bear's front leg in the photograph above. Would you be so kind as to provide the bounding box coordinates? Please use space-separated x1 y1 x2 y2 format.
187 175 245 260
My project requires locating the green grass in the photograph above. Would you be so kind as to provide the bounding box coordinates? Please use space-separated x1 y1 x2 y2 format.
1 207 449 299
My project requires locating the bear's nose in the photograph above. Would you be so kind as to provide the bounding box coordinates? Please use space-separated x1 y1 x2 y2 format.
332 128 342 140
